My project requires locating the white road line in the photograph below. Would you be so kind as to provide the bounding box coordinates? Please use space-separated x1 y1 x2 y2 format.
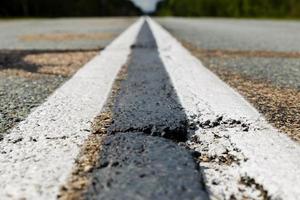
148 17 300 200
0 18 143 200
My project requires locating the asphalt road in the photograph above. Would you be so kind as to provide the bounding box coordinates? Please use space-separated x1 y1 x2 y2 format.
156 17 300 52
157 17 300 141
1 17 300 200
84 21 208 200
0 18 136 50
109 22 187 141
156 17 300 89
0 18 135 136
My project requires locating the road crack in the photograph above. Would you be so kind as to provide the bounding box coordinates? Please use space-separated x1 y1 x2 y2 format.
185 110 273 200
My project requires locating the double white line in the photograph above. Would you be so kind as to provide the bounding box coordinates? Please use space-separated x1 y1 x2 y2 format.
0 17 299 200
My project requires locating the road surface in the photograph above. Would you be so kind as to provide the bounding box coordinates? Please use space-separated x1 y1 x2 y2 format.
0 17 299 200
157 17 300 141
0 18 135 135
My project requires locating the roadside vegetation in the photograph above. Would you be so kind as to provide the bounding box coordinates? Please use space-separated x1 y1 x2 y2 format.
0 0 141 17
156 0 300 18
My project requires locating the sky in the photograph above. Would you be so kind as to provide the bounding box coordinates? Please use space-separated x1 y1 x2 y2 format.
130 0 162 13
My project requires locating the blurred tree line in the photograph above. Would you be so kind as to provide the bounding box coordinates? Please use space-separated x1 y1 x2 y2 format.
156 0 300 18
0 0 142 17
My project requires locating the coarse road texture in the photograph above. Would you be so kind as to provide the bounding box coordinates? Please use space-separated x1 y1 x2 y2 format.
84 22 208 200
149 17 300 200
0 17 300 200
85 133 206 200
157 17 300 141
0 18 143 199
0 50 97 135
0 18 135 137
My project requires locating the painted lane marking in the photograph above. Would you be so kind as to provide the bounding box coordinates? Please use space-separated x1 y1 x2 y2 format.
148 17 300 200
83 21 208 200
0 18 144 200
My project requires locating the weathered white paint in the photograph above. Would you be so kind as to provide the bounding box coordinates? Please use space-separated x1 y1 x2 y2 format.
0 18 144 200
148 17 300 200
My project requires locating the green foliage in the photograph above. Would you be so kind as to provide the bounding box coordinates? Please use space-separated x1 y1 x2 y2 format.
0 0 142 17
156 0 300 18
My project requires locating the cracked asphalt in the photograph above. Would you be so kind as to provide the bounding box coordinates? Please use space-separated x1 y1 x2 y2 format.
157 17 300 141
83 21 208 200
1 17 299 200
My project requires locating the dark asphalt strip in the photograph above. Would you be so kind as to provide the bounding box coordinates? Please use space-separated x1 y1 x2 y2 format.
84 22 208 199
86 133 207 200
109 21 188 142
